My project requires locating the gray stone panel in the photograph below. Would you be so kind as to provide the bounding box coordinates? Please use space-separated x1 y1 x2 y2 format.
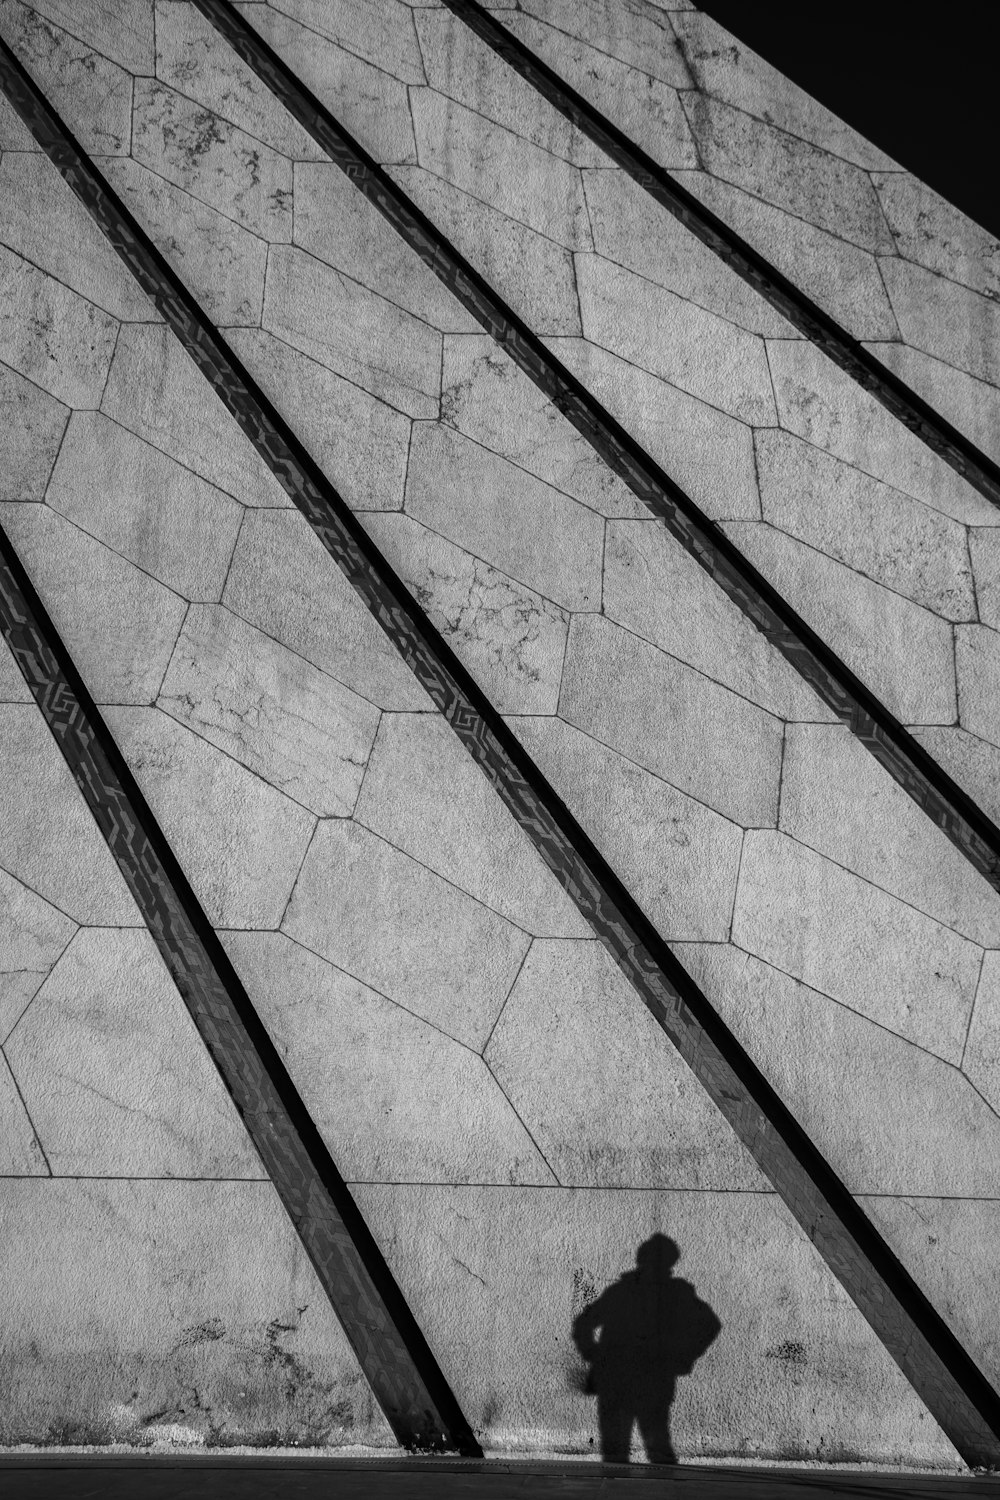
294 161 478 334
158 604 380 817
356 1182 957 1464
101 323 291 507
576 253 777 426
0 1177 394 1446
353 710 590 939
155 0 325 158
512 715 743 942
724 520 958 727
263 244 442 418
266 0 427 85
0 864 75 1043
0 361 68 504
603 520 832 721
413 6 607 166
675 170 901 341
224 930 555 1185
227 329 411 513
223 508 434 711
25 0 154 74
0 705 140 926
559 613 783 828
486 938 766 1189
233 0 418 162
100 155 269 328
363 512 569 716
132 77 293 241
0 1052 45 1174
404 422 604 613
544 337 761 522
388 164 583 336
680 92 895 253
583 169 791 337
0 152 154 322
46 410 244 602
106 705 316 929
282 818 530 1051
754 427 976 621
504 11 697 167
2 502 188 705
731 831 981 1062
5 926 265 1178
0 0 133 154
410 88 592 251
440 335 646 520
766 337 997 527
779 724 1000 948
685 943 1000 1199
0 244 119 410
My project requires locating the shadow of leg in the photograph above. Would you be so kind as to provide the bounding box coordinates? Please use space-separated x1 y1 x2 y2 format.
596 1389 632 1462
635 1383 676 1466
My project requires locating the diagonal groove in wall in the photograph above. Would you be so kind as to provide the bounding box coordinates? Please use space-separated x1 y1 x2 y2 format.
2 21 999 1472
186 2 1000 915
440 0 1000 513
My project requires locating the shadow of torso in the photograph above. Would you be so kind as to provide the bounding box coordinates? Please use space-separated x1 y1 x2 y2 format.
573 1264 721 1464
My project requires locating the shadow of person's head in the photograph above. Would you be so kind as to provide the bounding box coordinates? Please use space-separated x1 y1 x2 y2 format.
634 1233 681 1280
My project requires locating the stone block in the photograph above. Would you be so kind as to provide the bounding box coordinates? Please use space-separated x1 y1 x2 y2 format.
603 520 832 720
353 710 590 938
158 604 380 817
576 253 777 425
404 423 604 613
282 818 530 1050
224 931 554 1185
106 706 316 929
46 411 244 602
1 502 188 706
731 830 981 1061
5 927 263 1178
0 705 140 926
132 78 293 242
0 245 118 410
222 508 433 712
263 244 441 418
486 938 765 1189
0 361 68 504
559 614 783 828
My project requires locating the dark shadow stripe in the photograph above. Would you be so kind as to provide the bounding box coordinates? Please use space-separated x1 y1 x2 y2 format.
440 0 1000 511
184 3 1000 914
2 21 998 1474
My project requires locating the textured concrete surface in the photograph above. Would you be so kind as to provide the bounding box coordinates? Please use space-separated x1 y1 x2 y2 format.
0 0 998 1472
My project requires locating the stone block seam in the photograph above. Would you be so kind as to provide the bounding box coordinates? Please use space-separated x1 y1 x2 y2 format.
190 0 1000 908
3 25 1000 1471
441 0 1000 512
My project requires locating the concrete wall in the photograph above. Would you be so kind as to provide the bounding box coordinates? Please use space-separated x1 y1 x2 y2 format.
0 0 998 1470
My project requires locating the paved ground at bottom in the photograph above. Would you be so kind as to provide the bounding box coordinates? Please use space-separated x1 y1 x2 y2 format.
1 1456 999 1499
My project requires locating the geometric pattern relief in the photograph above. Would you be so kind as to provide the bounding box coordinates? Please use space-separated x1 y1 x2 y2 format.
3 21 1000 1472
441 0 1000 512
0 414 478 1459
188 0 1000 910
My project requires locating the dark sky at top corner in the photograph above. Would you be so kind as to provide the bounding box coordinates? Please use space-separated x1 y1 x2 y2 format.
692 1 1000 241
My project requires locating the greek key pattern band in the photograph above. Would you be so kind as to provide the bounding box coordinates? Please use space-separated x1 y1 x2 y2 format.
2 21 999 1468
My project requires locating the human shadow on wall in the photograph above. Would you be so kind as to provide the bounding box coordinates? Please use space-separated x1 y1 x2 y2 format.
571 1234 721 1464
